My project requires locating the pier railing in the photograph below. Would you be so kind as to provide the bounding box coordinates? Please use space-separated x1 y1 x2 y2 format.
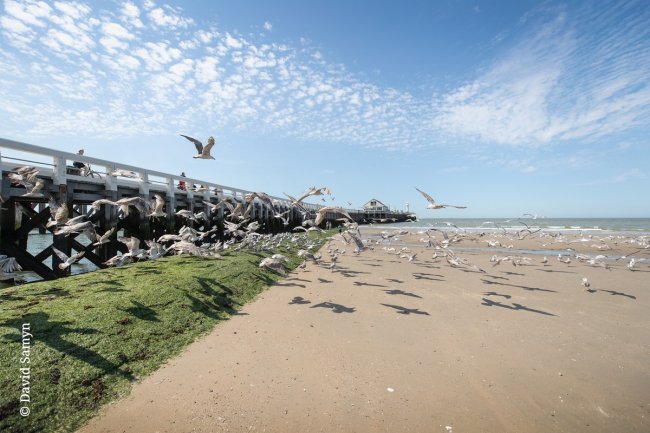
0 137 326 211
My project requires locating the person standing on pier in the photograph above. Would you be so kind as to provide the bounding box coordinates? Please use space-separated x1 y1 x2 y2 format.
178 172 187 190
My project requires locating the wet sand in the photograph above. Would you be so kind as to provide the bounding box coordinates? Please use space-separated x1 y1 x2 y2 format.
78 229 650 433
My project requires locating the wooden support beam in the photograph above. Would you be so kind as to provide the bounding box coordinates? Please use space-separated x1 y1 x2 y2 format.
70 238 107 269
34 246 52 263
15 203 50 240
0 241 59 280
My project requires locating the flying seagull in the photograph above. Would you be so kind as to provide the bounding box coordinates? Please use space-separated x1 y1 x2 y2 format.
415 187 466 209
51 247 85 270
180 134 216 159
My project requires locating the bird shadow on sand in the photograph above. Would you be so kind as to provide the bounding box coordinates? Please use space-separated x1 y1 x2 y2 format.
380 303 429 315
317 277 332 283
386 278 404 283
499 271 525 276
535 268 576 274
363 263 383 267
412 262 442 270
310 301 355 314
383 289 422 298
289 296 311 305
337 270 370 278
593 289 637 300
353 281 387 287
413 272 445 281
285 277 311 283
481 278 557 293
480 298 556 316
483 291 512 299
484 274 509 281
274 282 306 288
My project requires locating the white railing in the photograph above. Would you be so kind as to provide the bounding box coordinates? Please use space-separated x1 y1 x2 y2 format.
0 137 381 217
0 137 296 207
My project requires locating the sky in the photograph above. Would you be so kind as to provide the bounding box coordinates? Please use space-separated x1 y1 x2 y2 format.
0 0 649 218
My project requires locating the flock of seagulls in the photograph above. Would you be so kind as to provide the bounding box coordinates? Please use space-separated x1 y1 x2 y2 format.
2 157 366 280
2 139 647 295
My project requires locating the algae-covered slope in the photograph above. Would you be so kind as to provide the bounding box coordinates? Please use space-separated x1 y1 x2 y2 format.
0 236 325 433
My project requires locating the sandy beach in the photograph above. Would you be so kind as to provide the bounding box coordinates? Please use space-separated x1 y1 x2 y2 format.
78 228 650 433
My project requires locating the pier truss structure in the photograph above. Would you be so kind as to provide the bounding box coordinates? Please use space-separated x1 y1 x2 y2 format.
0 138 414 280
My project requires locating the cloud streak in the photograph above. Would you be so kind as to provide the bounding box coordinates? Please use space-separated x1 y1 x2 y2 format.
434 1 650 147
0 0 648 152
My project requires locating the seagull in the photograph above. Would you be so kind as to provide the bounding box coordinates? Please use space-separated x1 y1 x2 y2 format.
54 221 97 239
93 228 115 246
581 277 590 288
21 179 45 198
148 194 166 217
0 255 22 280
118 236 146 258
314 206 353 226
51 247 85 270
273 209 291 226
109 169 141 179
259 257 286 276
46 198 69 227
180 134 216 159
415 187 466 209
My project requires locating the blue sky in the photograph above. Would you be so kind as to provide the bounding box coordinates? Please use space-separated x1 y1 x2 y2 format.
0 0 649 217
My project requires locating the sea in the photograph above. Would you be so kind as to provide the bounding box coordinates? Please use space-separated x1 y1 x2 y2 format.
375 217 650 235
2 218 649 286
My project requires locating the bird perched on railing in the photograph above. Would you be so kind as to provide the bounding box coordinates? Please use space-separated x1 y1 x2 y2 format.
180 134 216 159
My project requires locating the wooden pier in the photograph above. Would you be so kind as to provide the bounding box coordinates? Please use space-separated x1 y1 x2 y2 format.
0 138 414 281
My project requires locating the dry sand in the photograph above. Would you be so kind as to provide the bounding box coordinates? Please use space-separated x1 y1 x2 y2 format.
78 228 650 433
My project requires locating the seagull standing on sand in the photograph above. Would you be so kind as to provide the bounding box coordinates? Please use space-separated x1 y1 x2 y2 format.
415 187 466 209
180 134 216 159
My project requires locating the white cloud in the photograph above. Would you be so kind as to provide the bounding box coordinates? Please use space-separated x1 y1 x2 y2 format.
614 168 646 183
263 21 272 31
148 5 193 29
135 41 182 70
433 5 650 147
99 36 128 53
1 15 31 33
5 0 52 27
102 22 134 40
224 32 243 49
53 1 90 20
0 0 647 155
195 56 220 83
41 27 94 54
